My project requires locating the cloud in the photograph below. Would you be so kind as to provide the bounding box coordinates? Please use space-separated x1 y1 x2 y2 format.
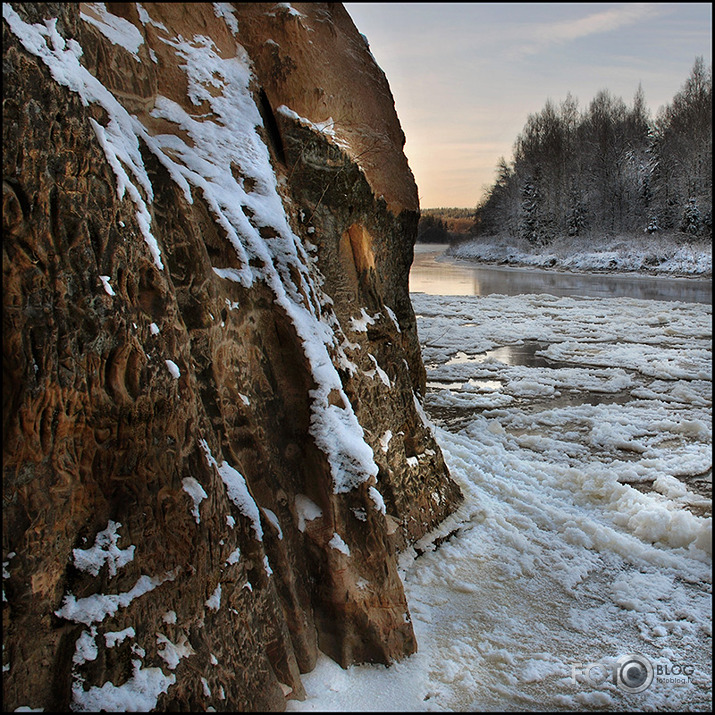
515 3 672 57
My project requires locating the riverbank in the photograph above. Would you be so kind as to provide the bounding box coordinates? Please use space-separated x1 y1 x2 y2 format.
289 289 712 712
444 233 712 278
286 238 712 712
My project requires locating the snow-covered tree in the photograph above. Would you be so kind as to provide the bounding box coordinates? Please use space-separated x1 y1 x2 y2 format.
472 57 711 244
650 57 712 239
680 197 703 235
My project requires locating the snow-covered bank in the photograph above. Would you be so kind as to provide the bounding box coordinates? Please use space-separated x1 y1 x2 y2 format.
289 291 711 712
447 233 712 278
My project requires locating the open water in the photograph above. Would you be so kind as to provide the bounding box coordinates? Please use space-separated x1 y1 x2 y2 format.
410 243 712 304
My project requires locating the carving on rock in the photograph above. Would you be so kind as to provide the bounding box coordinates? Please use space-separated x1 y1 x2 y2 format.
3 3 463 711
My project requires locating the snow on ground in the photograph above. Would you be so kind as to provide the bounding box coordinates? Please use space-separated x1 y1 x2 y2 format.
447 233 712 277
289 291 711 712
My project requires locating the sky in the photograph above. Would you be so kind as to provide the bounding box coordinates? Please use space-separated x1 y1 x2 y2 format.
344 3 713 209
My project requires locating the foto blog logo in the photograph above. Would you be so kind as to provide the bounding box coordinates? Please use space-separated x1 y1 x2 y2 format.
571 653 654 693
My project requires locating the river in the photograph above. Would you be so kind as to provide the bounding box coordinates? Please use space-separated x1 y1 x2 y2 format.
409 243 712 304
290 244 712 713
410 242 712 510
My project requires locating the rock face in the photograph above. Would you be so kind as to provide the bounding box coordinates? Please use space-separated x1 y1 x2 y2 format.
2 3 462 711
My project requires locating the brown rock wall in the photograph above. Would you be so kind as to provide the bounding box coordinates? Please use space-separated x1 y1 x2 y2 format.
3 3 462 711
231 2 418 215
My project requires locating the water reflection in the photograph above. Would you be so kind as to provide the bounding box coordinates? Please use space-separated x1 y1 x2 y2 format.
444 341 578 370
410 244 712 304
478 344 557 369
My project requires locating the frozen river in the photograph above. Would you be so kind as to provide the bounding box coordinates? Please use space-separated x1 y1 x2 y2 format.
290 245 712 712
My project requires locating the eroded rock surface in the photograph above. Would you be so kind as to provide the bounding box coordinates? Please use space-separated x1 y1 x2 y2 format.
2 3 462 710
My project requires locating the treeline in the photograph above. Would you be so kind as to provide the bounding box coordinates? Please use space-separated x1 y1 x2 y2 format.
422 208 474 219
474 57 712 245
417 208 475 243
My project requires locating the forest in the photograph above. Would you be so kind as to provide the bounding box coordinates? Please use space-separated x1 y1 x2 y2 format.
472 57 712 246
417 208 474 243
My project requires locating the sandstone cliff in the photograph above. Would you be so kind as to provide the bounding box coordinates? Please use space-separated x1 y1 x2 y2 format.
2 3 462 710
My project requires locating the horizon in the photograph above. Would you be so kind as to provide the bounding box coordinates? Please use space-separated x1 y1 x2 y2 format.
344 2 713 210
